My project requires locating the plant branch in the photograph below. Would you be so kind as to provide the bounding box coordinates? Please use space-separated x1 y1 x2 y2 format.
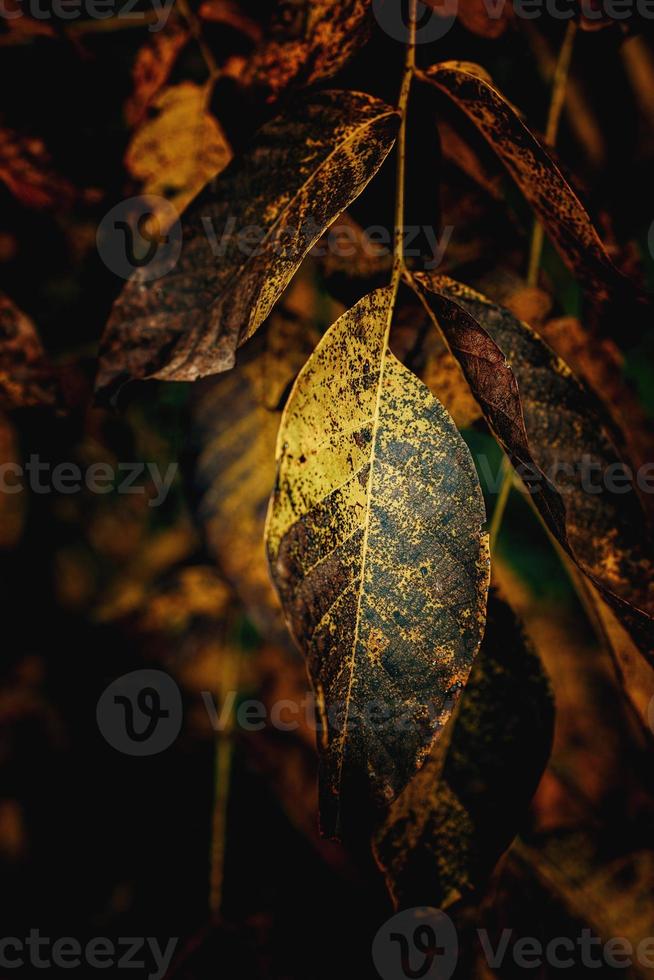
527 20 577 286
177 0 219 81
390 0 418 305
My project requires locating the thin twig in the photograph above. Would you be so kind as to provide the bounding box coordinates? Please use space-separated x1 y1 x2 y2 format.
527 20 577 287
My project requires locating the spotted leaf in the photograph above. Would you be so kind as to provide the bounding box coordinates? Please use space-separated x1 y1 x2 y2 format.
265 287 490 838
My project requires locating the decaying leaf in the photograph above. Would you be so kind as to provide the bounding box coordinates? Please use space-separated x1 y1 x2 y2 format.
412 273 654 658
424 0 512 38
198 0 263 41
0 293 57 409
265 287 490 838
124 19 190 128
374 594 553 910
0 127 77 210
419 62 635 307
125 82 232 233
97 90 398 397
191 309 318 644
225 0 372 102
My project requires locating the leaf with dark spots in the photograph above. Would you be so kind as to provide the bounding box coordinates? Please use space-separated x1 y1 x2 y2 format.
96 90 398 398
190 309 318 646
225 0 372 103
373 593 554 910
412 272 654 660
265 287 490 839
418 63 636 308
0 293 57 410
123 17 190 129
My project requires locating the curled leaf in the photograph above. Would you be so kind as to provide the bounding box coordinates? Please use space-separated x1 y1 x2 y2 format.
419 62 634 307
374 593 553 910
265 287 490 838
412 273 654 659
97 90 398 397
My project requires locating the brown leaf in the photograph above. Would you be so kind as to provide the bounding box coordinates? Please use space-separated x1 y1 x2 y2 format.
124 82 232 234
374 593 553 910
413 273 654 660
265 287 489 837
224 0 372 102
0 128 76 211
97 90 398 397
198 0 263 41
191 308 319 645
419 62 637 308
424 0 512 38
124 19 190 129
0 293 57 410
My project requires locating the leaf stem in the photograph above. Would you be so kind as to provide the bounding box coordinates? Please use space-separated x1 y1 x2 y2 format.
390 0 418 304
527 20 577 286
177 0 220 81
209 641 240 916
489 456 514 550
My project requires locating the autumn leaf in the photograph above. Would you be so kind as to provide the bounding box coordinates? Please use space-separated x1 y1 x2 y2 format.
374 593 553 910
424 0 512 38
0 293 57 410
0 127 77 211
419 62 636 308
124 19 190 129
97 90 398 397
125 82 232 233
412 273 654 659
265 287 490 838
198 0 262 41
225 0 372 102
190 308 318 645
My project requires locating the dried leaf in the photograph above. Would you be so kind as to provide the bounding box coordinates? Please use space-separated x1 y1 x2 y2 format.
374 594 553 910
265 287 490 837
97 90 398 396
225 0 372 102
419 62 635 307
124 19 190 128
198 0 263 41
191 309 318 643
0 293 57 409
0 127 76 210
424 0 512 38
125 82 232 232
413 273 654 658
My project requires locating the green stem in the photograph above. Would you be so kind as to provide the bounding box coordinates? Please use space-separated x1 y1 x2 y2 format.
489 456 513 550
527 20 577 287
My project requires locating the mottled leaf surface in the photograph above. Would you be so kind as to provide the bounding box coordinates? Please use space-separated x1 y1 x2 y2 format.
191 310 318 644
226 0 372 102
420 63 631 305
413 273 654 658
0 293 57 409
374 594 553 910
125 82 232 233
97 90 398 396
265 288 490 838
